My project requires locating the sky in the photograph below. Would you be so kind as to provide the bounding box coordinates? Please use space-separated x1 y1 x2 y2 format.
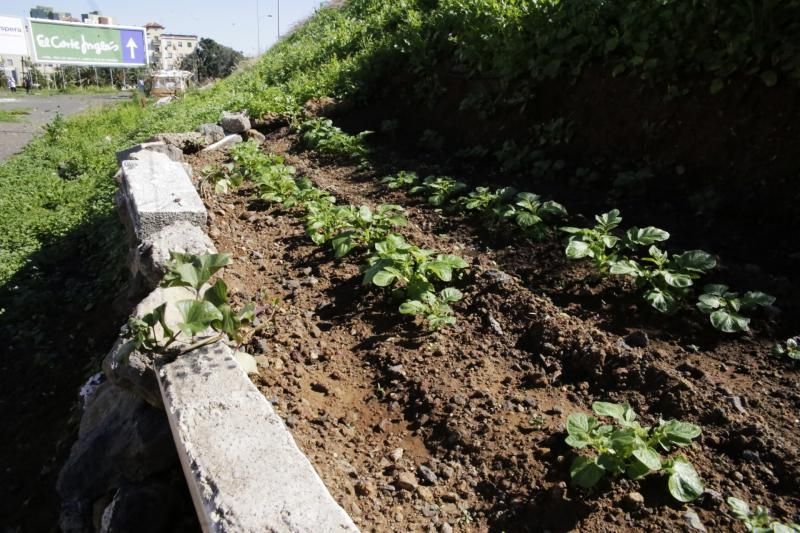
1 0 327 56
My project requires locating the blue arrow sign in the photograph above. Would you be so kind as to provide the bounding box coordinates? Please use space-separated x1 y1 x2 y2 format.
120 29 145 65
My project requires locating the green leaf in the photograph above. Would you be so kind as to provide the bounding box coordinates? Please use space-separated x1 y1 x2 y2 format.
632 446 663 472
203 279 228 308
662 271 693 288
710 309 750 333
439 287 463 303
566 239 591 259
570 456 605 488
399 300 426 315
175 299 223 337
645 288 677 313
626 226 670 246
609 259 640 276
592 402 627 421
666 457 704 502
673 250 717 273
742 291 775 308
372 269 397 287
726 496 751 520
659 420 701 448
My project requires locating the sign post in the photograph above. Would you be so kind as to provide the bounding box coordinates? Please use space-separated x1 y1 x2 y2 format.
29 19 147 67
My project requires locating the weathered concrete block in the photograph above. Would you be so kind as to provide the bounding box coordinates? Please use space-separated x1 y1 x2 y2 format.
158 342 359 532
116 141 184 165
220 111 251 134
119 151 206 241
201 134 242 153
196 123 225 144
104 339 162 409
133 220 217 291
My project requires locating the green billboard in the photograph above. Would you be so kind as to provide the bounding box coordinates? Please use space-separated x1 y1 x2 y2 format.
29 19 147 67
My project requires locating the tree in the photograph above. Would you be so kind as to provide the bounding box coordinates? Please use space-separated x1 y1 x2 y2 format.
180 38 244 82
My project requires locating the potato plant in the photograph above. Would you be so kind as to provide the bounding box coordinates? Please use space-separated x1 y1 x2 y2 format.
126 252 254 354
566 401 704 502
608 246 716 313
501 192 568 239
199 164 242 195
727 497 800 532
409 175 469 207
298 118 371 161
562 209 625 271
772 337 800 361
330 204 407 258
399 287 463 330
457 186 518 225
381 171 419 190
696 284 776 333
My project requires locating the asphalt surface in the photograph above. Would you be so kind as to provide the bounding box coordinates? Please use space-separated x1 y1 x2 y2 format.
0 91 132 162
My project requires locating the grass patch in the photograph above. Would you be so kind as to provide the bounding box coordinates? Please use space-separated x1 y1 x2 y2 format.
0 109 30 122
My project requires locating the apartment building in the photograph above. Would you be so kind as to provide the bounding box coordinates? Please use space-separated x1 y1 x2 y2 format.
145 23 197 71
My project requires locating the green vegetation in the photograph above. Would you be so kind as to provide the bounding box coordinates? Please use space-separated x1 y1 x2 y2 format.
566 402 704 502
727 497 800 533
0 109 30 122
126 252 254 352
772 337 800 361
696 284 776 333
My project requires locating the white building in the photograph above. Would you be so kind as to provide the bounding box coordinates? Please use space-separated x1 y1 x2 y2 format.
145 23 197 71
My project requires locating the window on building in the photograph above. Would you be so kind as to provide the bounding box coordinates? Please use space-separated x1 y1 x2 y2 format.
187 42 193 48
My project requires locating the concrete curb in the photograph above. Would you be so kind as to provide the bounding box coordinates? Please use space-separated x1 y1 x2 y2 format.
113 135 360 532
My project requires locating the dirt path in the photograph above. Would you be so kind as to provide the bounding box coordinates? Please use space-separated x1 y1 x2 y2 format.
0 91 129 162
187 128 800 532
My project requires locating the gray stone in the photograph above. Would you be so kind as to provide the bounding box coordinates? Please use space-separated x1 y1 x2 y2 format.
220 111 251 134
417 465 438 485
149 132 205 152
57 382 177 529
201 134 243 152
118 151 206 241
245 129 266 144
684 508 707 532
103 339 162 409
116 141 184 165
622 491 644 511
158 342 358 532
133 220 216 291
395 472 418 492
197 123 225 144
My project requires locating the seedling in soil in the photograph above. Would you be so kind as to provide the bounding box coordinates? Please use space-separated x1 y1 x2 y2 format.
562 209 624 270
381 171 419 190
330 204 407 258
409 175 469 207
772 337 800 361
298 118 371 161
199 164 242 195
565 401 704 502
229 140 277 180
608 246 716 313
399 287 463 330
253 161 301 206
304 200 354 245
458 186 518 225
501 192 568 239
727 496 800 532
125 252 254 354
696 284 775 333
363 234 468 300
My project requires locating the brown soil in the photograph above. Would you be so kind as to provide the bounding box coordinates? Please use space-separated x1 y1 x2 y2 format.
188 130 799 532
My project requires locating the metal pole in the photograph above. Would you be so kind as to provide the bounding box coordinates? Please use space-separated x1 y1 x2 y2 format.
256 0 261 55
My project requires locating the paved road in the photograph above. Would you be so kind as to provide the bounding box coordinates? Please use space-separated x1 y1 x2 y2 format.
0 92 132 162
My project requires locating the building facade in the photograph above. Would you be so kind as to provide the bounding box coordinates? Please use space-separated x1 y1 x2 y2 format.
158 33 198 71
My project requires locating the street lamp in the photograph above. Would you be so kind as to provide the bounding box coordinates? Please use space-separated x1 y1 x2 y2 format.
256 0 280 55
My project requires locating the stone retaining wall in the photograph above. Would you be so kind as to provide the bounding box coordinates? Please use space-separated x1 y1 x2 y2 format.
57 114 358 532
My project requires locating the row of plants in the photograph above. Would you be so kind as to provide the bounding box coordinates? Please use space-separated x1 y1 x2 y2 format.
567 402 799 531
225 140 468 331
293 117 779 336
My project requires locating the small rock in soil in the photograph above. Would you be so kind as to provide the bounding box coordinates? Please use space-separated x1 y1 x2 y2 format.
488 315 504 336
684 508 707 532
416 486 434 502
390 448 404 462
625 330 650 347
742 450 761 462
729 396 747 414
440 523 453 533
354 480 376 497
395 472 419 491
484 269 513 284
417 465 438 485
622 492 645 511
311 381 329 394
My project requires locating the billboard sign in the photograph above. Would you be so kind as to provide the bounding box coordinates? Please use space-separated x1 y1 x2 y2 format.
29 19 147 67
0 16 28 56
